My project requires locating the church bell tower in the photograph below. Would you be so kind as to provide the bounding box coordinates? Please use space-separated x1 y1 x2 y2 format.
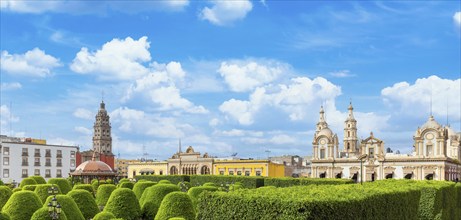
343 102 358 154
93 101 112 155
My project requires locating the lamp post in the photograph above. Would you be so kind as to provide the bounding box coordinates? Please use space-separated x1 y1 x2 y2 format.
357 154 368 185
47 185 61 220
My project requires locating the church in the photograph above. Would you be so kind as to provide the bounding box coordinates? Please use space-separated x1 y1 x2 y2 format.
310 103 461 182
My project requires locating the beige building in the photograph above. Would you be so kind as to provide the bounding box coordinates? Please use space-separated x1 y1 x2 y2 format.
167 146 213 175
213 159 285 177
115 158 139 178
311 103 461 182
127 161 168 179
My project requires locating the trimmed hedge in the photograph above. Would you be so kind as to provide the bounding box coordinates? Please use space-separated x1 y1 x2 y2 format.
43 195 85 220
96 184 117 207
34 184 61 204
133 181 157 200
0 212 9 220
67 189 100 219
136 175 190 184
73 184 94 195
139 184 180 219
93 211 116 220
48 178 72 194
159 180 172 184
0 186 12 210
202 182 216 187
155 192 195 220
30 176 47 184
187 186 218 208
119 181 134 189
190 175 264 189
12 188 21 193
19 178 37 188
22 185 37 191
31 207 68 220
104 188 141 220
1 191 42 220
264 177 353 187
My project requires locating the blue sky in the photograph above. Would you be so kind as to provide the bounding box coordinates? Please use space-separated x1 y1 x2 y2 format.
1 1 460 160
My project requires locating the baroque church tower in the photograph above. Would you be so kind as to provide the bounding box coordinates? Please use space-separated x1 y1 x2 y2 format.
343 102 358 155
93 101 112 154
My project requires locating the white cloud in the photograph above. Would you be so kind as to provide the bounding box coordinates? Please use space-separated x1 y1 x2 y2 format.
381 75 461 119
70 36 151 80
209 118 220 127
73 108 93 120
0 0 189 14
1 82 22 91
0 105 19 131
74 126 92 135
199 0 253 26
1 48 61 77
242 134 296 145
329 70 356 78
454 11 461 26
219 98 256 125
214 129 264 137
218 60 288 92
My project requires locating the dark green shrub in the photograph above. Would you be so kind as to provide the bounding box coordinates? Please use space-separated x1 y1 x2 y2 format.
48 178 72 194
133 181 157 200
0 212 9 220
73 184 94 195
11 188 21 193
31 207 68 220
118 178 129 184
19 178 37 188
159 180 172 184
137 179 149 182
190 175 263 189
0 186 12 210
34 184 61 204
202 182 216 187
104 188 141 220
43 195 85 220
264 177 353 187
155 192 195 220
93 211 116 220
96 184 116 207
0 180 2 186
67 189 100 219
136 175 190 184
22 185 37 191
119 181 134 189
105 179 114 184
187 186 218 208
168 218 185 220
1 191 42 220
30 176 46 184
139 184 180 219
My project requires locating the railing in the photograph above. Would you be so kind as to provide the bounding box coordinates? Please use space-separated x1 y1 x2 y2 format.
45 162 51 166
45 174 51 178
56 154 62 158
34 162 40 166
22 174 28 178
56 163 62 167
22 152 29 156
34 153 41 157
22 162 29 166
56 174 62 177
45 152 51 157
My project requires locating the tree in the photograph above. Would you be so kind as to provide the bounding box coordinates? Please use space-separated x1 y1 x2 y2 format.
67 189 100 219
132 181 156 200
93 211 116 220
155 192 195 220
43 195 85 220
48 178 72 194
104 188 141 220
30 176 46 184
139 184 180 219
0 186 13 210
73 184 95 196
30 207 68 220
19 178 37 188
1 191 42 220
34 184 61 204
96 184 116 207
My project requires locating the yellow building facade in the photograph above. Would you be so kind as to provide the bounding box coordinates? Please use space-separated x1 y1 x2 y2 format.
213 160 285 177
127 161 168 179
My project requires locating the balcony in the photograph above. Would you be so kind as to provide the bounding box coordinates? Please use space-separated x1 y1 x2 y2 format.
56 174 62 177
45 152 51 157
57 163 62 167
22 162 29 166
56 154 62 158
45 174 51 178
34 162 40 166
34 153 41 157
22 174 28 178
22 152 29 156
45 162 51 166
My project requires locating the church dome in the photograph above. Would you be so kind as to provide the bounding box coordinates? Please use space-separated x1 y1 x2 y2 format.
421 115 441 130
318 127 333 138
73 160 115 175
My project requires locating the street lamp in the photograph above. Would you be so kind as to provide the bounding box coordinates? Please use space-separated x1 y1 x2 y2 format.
357 154 368 185
47 186 61 220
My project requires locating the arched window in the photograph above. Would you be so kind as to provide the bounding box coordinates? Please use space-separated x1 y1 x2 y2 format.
170 166 178 175
201 166 210 175
347 143 350 150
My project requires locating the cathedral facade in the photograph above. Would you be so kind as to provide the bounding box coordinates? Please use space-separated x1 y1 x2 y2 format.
311 103 461 182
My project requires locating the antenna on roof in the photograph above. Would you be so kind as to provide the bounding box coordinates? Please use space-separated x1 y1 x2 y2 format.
178 138 182 153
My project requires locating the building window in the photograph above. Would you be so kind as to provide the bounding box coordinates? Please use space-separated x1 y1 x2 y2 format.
256 171 262 176
219 171 224 175
3 169 9 178
70 151 75 158
56 169 62 177
245 171 250 176
70 159 75 167
45 169 51 178
369 148 374 157
57 158 62 167
348 131 350 137
45 149 51 157
237 171 242 176
34 169 40 176
34 158 40 166
22 169 28 178
3 157 9 165
34 148 40 157
22 157 28 166
159 170 163 175
426 145 433 157
3 147 9 155
45 158 51 166
56 150 62 158
133 171 136 177
229 171 234 175
320 149 325 159
22 148 28 156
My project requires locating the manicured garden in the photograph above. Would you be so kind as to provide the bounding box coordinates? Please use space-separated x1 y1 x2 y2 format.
0 175 459 220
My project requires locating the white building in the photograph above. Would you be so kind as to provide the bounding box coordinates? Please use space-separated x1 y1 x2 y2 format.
0 136 78 184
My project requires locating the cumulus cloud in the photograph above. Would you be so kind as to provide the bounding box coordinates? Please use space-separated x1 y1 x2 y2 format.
381 75 461 119
329 70 356 78
0 0 189 14
1 48 61 77
218 60 288 92
1 82 22 91
73 108 93 120
0 104 20 135
74 126 92 135
199 0 253 26
70 36 151 80
454 11 461 26
242 134 296 145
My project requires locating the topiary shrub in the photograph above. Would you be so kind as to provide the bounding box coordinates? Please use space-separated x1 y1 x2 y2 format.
104 188 141 220
12 188 21 193
67 189 100 219
73 184 94 196
93 211 116 220
187 186 218 208
105 179 114 184
43 195 85 220
202 182 216 187
96 184 117 207
0 186 13 210
0 212 10 220
0 180 3 186
19 178 37 188
155 192 195 220
133 181 156 200
168 218 185 220
118 178 130 185
159 180 172 184
30 176 46 184
119 181 134 189
34 184 61 204
1 191 42 220
30 207 68 220
139 184 180 219
48 178 72 194
22 185 37 191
